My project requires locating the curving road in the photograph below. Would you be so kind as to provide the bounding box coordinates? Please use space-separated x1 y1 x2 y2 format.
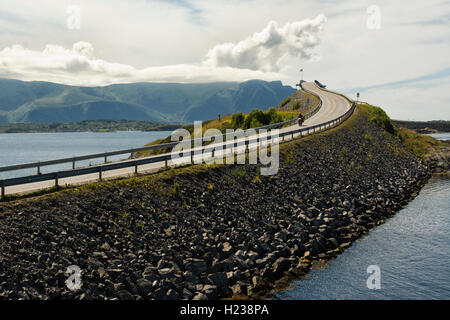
278 81 352 134
3 82 352 195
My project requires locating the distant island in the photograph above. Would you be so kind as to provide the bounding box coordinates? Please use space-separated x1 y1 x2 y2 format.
394 120 450 133
0 120 180 134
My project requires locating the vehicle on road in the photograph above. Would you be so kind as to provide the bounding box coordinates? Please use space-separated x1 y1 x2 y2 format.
297 112 305 126
314 80 326 88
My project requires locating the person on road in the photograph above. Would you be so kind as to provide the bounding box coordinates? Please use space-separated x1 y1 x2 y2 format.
297 112 305 125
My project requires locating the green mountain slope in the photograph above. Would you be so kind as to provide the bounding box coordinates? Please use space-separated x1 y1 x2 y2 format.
0 79 295 124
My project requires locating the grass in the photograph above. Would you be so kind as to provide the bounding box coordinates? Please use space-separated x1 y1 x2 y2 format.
362 104 398 136
291 100 301 110
232 167 248 178
279 97 291 108
398 128 444 159
1 101 441 205
134 109 297 158
360 104 443 159
172 181 181 196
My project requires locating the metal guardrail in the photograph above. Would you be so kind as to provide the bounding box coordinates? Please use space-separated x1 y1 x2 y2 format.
0 88 356 198
0 84 322 175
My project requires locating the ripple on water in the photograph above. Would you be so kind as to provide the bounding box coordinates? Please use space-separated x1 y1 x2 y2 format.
274 176 450 300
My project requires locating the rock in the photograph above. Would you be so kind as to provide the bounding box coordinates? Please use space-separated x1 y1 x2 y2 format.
210 259 230 272
222 242 233 255
274 232 287 242
0 109 433 301
158 268 173 276
231 281 248 296
327 238 339 249
251 276 261 288
165 289 179 300
150 288 166 300
185 259 207 275
247 251 259 261
255 256 271 269
208 272 228 291
100 242 111 251
116 290 134 300
92 251 108 259
339 242 351 249
136 278 153 295
192 292 207 300
202 284 218 299
182 288 193 300
260 266 274 280
259 243 271 253
156 260 167 269
272 257 293 275
183 271 199 285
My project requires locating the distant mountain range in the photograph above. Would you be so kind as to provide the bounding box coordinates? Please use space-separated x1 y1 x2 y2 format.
0 78 296 124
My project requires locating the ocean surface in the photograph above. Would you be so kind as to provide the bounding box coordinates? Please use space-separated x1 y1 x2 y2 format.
0 131 172 179
428 132 450 141
275 133 450 300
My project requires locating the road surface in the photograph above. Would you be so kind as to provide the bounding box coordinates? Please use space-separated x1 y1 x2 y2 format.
3 82 352 196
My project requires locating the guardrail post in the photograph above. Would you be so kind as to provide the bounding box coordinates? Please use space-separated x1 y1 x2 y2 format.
55 172 59 187
104 155 108 164
165 157 168 168
134 161 138 175
72 159 75 170
1 180 5 199
37 162 41 175
99 166 103 181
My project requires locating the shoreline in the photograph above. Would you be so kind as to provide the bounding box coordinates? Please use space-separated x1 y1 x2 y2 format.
0 107 434 300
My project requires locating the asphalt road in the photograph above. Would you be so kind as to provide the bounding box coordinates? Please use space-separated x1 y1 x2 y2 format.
4 82 352 196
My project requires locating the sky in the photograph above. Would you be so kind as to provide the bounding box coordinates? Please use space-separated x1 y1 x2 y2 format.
0 0 449 120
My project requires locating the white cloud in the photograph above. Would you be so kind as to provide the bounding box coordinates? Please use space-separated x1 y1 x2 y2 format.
205 15 326 72
0 41 283 85
0 14 326 86
0 0 449 119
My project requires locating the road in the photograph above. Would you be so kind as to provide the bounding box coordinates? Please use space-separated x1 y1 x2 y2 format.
3 82 352 196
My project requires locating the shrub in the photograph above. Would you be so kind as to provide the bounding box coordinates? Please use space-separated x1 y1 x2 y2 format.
244 109 266 129
365 105 398 136
279 97 291 107
172 181 180 196
231 112 245 129
232 167 247 178
292 100 302 110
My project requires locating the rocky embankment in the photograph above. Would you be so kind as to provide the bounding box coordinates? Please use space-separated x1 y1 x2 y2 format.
394 120 450 133
425 141 450 174
0 106 431 300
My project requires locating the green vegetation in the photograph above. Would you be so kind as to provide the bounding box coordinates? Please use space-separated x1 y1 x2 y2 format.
135 220 145 228
349 161 356 170
0 120 179 133
232 167 248 178
231 113 245 129
135 108 296 158
279 97 291 108
291 100 302 110
0 78 295 124
398 128 444 159
241 108 292 129
360 104 443 159
172 181 180 196
363 105 398 136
